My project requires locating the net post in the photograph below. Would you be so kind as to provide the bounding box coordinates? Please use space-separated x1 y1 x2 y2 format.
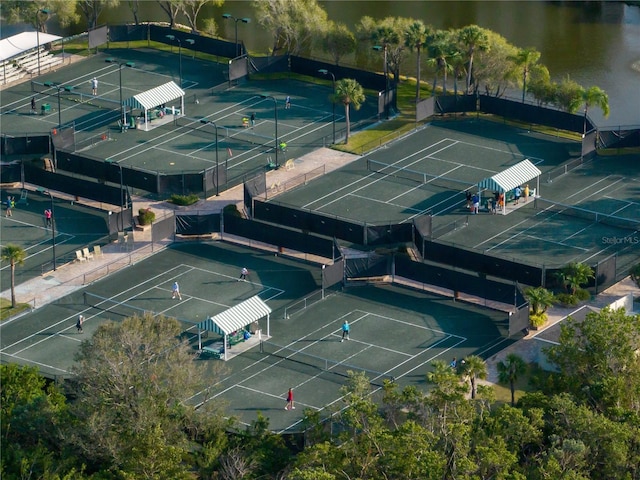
83 291 87 305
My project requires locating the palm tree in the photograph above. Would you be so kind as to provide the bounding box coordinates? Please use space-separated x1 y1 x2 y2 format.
426 30 456 96
333 78 365 144
510 47 541 103
458 25 489 94
1 244 26 308
497 353 526 406
459 355 487 399
580 86 609 136
524 286 555 316
404 20 430 103
558 262 594 295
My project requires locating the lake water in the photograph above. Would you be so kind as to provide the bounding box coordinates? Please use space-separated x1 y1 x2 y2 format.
4 1 639 127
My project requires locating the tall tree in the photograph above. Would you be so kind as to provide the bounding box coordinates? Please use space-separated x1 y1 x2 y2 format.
554 75 584 114
252 0 328 56
580 85 610 135
79 0 120 30
459 355 487 399
458 24 490 94
181 0 223 34
127 0 140 25
497 353 526 406
545 307 640 415
333 78 365 144
1 0 79 32
510 47 541 102
156 0 181 28
1 365 72 478
321 21 356 66
68 312 226 477
1 244 26 308
404 20 430 102
426 29 456 96
472 30 519 97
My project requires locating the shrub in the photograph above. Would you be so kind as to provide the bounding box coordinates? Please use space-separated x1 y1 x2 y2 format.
138 208 156 225
529 312 547 329
169 193 199 206
575 288 591 301
554 293 579 307
223 203 242 218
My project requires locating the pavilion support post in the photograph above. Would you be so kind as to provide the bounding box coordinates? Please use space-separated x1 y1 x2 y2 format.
224 334 228 361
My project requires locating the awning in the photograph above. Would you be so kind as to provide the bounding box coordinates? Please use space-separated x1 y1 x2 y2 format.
123 81 185 110
197 295 272 360
0 32 62 62
199 295 272 335
478 159 541 193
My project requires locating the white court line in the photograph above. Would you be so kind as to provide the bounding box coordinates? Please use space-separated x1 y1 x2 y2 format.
0 352 70 374
347 193 425 214
11 266 198 356
105 97 263 162
565 175 626 200
308 139 459 211
523 234 589 252
1 263 189 351
197 309 468 412
563 225 590 241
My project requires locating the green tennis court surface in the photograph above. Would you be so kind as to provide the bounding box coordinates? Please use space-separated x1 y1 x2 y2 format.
1 51 377 183
0 188 110 287
270 119 638 272
0 242 512 432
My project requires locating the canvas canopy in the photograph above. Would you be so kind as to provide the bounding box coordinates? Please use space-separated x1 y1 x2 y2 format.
196 295 272 361
122 81 185 131
0 32 62 62
478 159 541 194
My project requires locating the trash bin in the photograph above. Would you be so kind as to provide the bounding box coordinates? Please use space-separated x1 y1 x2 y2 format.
41 103 51 114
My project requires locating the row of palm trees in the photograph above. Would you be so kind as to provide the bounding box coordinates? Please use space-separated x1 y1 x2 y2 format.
366 19 609 126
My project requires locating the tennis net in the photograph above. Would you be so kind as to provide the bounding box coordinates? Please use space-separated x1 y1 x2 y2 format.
367 159 473 192
84 292 197 332
31 80 120 111
534 198 640 232
174 116 275 148
260 340 395 387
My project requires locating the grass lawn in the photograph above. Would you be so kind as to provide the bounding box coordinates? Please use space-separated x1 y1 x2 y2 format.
0 297 31 322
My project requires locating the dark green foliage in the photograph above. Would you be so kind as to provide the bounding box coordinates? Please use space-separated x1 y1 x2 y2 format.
554 292 579 306
138 208 156 225
223 203 242 217
169 193 200 206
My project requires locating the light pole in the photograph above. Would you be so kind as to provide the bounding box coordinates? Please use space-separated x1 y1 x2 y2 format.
200 119 219 196
373 45 389 119
50 83 73 127
318 69 336 144
260 94 278 169
222 14 250 58
35 8 49 76
48 191 56 271
106 59 135 126
166 35 193 87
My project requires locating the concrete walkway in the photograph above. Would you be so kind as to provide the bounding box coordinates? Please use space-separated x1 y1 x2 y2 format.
1 148 360 310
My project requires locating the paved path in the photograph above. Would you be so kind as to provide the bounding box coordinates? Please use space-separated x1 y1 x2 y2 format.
1 148 360 310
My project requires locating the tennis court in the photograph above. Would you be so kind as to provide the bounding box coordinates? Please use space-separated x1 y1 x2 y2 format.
1 51 377 183
0 242 511 432
187 282 510 433
0 187 110 287
270 119 638 270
